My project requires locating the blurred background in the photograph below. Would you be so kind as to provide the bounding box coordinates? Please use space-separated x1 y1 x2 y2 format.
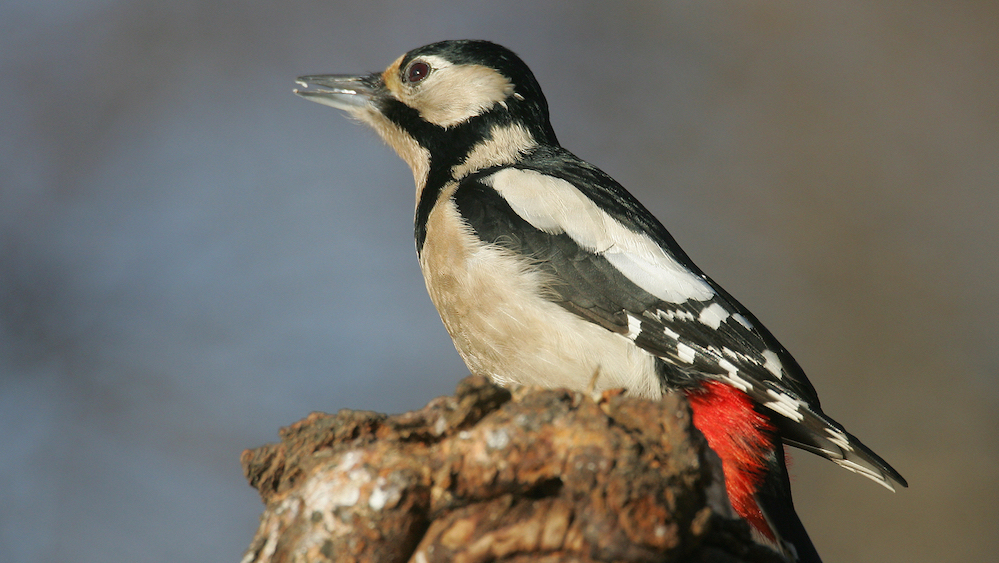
1 1 996 561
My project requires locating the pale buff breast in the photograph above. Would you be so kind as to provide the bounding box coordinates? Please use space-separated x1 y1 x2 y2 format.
418 196 662 399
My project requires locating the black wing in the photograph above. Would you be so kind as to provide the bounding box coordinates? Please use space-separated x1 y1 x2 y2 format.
452 148 906 489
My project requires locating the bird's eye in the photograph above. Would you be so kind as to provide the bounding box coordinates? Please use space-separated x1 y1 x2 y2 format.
405 61 431 83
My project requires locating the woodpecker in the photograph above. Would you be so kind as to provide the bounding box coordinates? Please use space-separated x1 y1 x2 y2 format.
294 40 906 562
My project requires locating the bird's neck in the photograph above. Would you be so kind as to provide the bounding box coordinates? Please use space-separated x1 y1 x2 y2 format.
414 121 543 254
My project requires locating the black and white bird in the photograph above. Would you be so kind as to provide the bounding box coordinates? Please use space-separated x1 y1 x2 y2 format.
294 40 906 562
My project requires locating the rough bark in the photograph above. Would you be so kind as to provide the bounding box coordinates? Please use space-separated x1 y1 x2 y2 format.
241 376 784 563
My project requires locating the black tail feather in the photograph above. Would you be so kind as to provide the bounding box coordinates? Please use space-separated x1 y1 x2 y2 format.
756 446 822 563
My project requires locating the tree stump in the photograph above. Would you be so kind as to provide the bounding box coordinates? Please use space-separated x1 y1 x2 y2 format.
241 376 783 563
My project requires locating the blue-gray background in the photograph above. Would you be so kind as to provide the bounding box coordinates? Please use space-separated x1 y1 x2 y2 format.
2 1 996 561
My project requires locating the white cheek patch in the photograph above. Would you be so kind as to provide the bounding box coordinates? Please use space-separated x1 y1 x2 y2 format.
485 168 716 304
407 59 515 128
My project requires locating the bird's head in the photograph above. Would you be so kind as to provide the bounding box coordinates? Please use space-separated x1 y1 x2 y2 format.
295 40 558 189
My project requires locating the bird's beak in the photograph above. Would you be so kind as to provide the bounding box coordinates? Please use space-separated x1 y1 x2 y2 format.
293 74 380 112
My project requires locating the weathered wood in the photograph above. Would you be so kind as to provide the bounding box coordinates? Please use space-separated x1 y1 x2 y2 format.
241 376 783 563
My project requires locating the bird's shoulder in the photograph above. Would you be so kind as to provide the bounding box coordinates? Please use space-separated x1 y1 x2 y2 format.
450 147 812 395
446 141 907 490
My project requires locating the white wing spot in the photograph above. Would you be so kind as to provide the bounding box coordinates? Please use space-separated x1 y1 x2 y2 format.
698 303 730 329
677 342 696 364
832 459 896 491
765 389 805 422
626 314 642 340
825 427 853 451
657 309 695 323
722 373 752 393
718 358 737 375
718 359 751 392
663 326 680 340
719 346 740 360
733 313 753 329
762 349 784 379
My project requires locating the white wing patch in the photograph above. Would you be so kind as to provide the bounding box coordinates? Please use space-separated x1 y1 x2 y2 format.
732 313 753 330
764 389 805 422
486 168 601 236
762 349 784 379
717 359 751 392
677 342 696 364
604 252 715 304
486 168 716 304
697 303 730 329
824 427 853 451
656 309 695 323
832 459 897 491
626 314 642 340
